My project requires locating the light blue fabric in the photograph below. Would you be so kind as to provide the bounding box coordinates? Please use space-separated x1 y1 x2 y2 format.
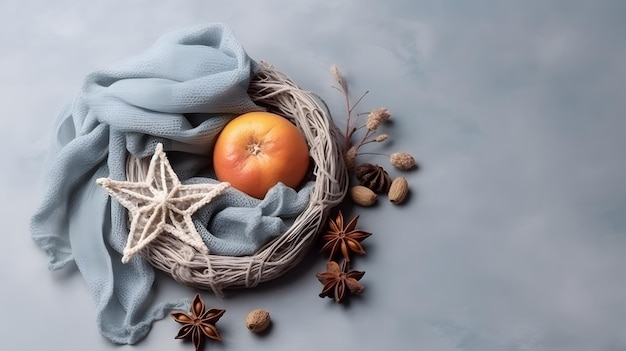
30 24 312 344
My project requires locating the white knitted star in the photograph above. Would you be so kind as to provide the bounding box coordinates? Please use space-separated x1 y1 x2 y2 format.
97 143 230 263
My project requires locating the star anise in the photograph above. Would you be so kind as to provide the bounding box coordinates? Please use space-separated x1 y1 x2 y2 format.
320 211 372 261
316 260 365 303
171 294 225 351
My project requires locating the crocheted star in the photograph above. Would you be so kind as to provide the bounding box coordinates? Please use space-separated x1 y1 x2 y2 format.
97 143 230 263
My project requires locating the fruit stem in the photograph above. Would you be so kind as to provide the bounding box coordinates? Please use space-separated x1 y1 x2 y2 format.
248 143 262 155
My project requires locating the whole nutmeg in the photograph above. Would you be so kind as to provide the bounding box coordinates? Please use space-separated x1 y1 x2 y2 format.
245 309 271 333
349 185 377 206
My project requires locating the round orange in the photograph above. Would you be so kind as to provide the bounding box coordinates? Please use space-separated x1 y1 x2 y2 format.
212 111 310 199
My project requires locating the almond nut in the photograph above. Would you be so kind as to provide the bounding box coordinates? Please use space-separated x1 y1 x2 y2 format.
349 185 377 206
388 176 409 204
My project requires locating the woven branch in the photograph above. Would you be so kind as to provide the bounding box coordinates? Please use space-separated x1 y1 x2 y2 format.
126 62 348 295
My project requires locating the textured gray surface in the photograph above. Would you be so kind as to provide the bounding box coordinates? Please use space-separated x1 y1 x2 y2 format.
3 1 626 350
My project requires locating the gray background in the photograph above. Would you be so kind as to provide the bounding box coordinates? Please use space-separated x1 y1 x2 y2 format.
3 1 626 350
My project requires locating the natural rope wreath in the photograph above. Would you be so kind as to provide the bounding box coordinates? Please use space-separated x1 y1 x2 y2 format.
126 62 348 295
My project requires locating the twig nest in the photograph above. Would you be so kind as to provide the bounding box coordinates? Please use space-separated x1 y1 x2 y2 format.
245 309 271 333
125 62 349 294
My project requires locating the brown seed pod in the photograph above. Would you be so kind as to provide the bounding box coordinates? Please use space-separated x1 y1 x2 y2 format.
349 185 377 206
245 309 271 333
388 176 409 205
390 152 417 171
355 163 392 193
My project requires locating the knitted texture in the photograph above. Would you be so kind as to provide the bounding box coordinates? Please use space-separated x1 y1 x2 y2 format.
30 24 312 344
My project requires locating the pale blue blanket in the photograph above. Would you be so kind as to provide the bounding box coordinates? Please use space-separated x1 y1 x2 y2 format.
30 24 312 344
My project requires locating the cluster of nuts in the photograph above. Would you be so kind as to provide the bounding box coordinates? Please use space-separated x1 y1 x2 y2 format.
349 164 409 206
330 65 417 207
350 176 409 206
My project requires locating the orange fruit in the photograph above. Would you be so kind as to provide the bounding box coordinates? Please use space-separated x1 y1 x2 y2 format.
212 111 310 199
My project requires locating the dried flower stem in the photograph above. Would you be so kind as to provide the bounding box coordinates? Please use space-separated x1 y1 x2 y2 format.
330 64 416 173
358 137 381 147
358 151 417 170
331 64 364 150
356 151 389 157
343 90 369 150
357 129 375 148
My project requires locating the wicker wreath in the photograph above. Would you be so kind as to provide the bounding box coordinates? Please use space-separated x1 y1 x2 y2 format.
125 62 348 295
